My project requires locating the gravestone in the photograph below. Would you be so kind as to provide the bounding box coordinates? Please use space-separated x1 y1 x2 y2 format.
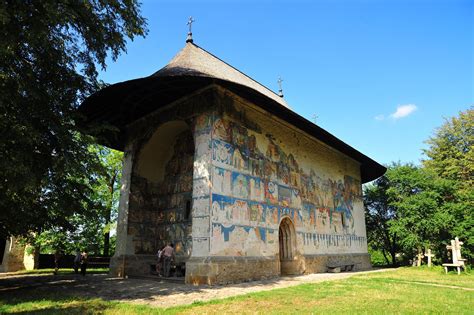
425 249 434 267
416 252 424 267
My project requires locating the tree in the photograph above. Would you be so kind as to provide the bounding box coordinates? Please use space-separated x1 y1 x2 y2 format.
364 175 400 266
385 164 455 261
423 107 474 261
30 145 123 256
0 1 147 240
89 145 123 256
423 108 473 190
365 163 456 265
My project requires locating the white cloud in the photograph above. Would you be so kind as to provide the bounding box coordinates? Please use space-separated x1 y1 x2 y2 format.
390 104 417 119
375 114 385 121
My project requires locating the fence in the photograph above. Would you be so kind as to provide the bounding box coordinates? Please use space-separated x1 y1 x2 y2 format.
38 254 110 269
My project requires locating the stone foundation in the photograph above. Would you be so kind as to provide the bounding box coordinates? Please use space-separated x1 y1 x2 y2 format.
185 256 280 285
185 253 371 285
302 253 372 273
110 253 371 283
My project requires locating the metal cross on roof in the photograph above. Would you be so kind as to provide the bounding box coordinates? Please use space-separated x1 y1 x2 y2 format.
186 16 195 43
277 76 284 97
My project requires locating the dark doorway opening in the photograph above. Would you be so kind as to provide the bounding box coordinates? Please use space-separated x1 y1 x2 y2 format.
279 217 298 275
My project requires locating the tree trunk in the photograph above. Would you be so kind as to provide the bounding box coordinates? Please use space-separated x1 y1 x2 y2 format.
381 248 390 265
103 172 116 257
390 249 397 267
103 204 111 257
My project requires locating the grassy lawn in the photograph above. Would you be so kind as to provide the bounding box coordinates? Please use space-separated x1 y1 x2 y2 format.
0 267 473 314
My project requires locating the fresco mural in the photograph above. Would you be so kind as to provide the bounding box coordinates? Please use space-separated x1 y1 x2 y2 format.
209 113 365 256
128 130 194 259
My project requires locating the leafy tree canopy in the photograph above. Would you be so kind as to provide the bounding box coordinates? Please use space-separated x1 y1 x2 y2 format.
31 145 123 256
423 107 474 192
0 1 147 240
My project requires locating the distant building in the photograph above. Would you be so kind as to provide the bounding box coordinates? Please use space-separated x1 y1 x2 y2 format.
80 40 385 284
0 237 35 272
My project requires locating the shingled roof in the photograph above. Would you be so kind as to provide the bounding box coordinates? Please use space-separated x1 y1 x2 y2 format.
152 42 289 109
79 42 386 183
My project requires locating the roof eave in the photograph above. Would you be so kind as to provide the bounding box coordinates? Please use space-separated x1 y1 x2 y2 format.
79 75 386 182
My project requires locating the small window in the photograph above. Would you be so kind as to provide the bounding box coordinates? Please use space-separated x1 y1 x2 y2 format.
341 213 345 227
185 200 192 220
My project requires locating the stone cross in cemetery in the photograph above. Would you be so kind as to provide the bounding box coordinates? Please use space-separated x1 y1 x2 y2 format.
425 249 435 267
442 237 467 275
415 251 424 267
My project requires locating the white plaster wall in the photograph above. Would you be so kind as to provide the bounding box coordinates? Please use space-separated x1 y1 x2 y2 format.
113 145 135 257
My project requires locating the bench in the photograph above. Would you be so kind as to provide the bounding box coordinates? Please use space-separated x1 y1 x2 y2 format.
88 257 110 269
443 237 467 275
442 261 466 275
327 264 355 273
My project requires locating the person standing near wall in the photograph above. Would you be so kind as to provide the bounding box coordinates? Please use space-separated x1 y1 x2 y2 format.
73 249 81 274
53 249 62 275
156 246 164 276
162 243 174 277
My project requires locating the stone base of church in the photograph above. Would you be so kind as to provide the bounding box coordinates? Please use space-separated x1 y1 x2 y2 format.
186 254 372 285
185 253 371 285
302 253 372 273
185 256 280 285
110 253 371 284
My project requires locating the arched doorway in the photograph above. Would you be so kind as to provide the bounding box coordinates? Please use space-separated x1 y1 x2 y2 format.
279 217 298 275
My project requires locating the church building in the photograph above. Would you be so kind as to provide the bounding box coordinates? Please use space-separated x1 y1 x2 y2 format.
80 31 386 284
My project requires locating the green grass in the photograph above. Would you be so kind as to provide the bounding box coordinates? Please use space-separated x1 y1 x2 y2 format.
0 267 473 314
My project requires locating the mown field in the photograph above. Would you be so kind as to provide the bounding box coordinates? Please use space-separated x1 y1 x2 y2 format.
1 267 472 314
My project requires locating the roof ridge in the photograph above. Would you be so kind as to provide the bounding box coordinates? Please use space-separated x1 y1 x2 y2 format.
190 42 283 100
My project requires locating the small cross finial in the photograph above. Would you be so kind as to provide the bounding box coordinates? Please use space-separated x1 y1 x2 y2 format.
186 16 195 43
277 76 284 97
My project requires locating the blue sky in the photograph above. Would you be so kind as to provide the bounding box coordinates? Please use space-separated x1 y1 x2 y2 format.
98 0 473 166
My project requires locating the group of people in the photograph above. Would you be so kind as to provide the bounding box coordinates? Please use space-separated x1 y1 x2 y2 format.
156 243 175 277
73 250 89 276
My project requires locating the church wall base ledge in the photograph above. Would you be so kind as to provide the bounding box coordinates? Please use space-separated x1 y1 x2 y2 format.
302 253 372 273
185 256 280 285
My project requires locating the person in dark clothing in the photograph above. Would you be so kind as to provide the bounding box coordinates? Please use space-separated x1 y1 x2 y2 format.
53 250 62 275
73 249 81 274
80 250 88 276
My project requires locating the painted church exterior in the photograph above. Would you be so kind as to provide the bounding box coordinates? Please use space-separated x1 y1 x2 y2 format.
80 41 386 285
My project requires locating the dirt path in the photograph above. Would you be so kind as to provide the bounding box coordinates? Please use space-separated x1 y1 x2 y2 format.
0 269 392 308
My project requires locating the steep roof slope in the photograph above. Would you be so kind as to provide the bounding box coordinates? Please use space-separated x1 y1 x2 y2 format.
152 43 290 109
79 42 386 183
